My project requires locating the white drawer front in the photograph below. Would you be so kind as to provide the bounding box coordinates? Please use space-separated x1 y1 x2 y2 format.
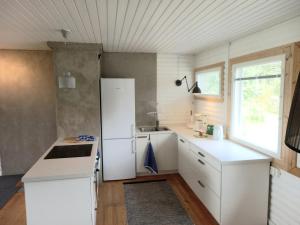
191 178 220 223
190 143 221 171
189 152 221 196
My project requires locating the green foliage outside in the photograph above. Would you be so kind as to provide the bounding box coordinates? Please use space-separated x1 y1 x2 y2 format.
236 61 282 124
197 70 220 95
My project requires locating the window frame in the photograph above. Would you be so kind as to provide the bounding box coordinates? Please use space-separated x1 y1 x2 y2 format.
230 54 286 158
193 62 225 102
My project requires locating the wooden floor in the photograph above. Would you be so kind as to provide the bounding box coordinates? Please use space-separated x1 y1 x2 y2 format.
0 174 218 225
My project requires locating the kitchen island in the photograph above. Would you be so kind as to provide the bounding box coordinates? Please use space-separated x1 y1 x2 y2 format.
22 138 99 225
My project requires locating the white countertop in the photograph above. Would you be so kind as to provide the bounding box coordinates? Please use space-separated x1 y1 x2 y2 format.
135 127 174 135
22 138 99 183
168 125 271 165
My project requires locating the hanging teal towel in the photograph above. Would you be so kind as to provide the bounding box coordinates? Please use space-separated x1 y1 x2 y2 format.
144 142 158 174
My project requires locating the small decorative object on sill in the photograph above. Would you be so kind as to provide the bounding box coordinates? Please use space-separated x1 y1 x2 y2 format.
193 129 208 138
213 125 224 140
206 124 214 135
285 71 300 153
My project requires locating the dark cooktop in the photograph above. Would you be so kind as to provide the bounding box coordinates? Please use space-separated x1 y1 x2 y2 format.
44 144 93 159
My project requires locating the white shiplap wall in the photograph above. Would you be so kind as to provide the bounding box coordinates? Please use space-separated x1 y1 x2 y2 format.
157 54 194 125
230 16 300 58
194 15 300 127
194 16 300 225
194 45 229 128
269 167 300 225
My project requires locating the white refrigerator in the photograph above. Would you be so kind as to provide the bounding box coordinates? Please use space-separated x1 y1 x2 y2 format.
101 78 136 181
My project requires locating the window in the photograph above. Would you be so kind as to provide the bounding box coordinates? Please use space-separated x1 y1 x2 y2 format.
230 55 285 157
194 63 224 101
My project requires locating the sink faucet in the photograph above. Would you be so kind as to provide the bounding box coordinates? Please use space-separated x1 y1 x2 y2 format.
146 111 159 130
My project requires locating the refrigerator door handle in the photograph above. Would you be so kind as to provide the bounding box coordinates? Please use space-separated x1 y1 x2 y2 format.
131 124 135 138
131 139 136 154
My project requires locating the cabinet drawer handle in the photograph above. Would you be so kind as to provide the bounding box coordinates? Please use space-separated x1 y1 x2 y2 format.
198 159 205 165
198 180 205 188
179 139 185 143
137 136 148 138
198 152 205 157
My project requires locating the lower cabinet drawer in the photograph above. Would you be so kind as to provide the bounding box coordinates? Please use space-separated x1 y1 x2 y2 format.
193 156 221 196
191 179 220 223
190 143 221 171
187 149 221 196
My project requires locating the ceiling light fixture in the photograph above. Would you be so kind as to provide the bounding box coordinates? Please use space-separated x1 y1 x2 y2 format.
61 29 71 39
57 29 76 89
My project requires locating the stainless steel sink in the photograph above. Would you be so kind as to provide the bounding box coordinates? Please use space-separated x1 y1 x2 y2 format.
139 126 170 132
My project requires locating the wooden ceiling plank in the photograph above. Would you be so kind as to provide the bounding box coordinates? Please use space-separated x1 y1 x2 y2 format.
146 0 197 50
156 0 237 51
122 0 151 52
40 0 76 42
117 0 141 51
128 0 162 52
63 0 91 42
107 0 118 51
167 0 295 53
16 0 58 41
136 0 185 51
85 0 102 43
2 0 50 41
96 0 108 50
0 9 39 44
95 0 103 45
133 0 173 51
52 0 86 42
74 0 98 43
167 1 300 53
163 0 266 51
116 0 129 51
1 0 300 52
112 0 128 51
138 0 220 51
47 0 78 40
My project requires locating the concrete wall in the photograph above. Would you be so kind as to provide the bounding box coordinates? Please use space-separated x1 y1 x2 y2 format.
101 52 157 126
48 42 102 137
0 50 57 175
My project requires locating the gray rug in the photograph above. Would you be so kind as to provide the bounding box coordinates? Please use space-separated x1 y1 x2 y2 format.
124 180 193 225
0 174 23 208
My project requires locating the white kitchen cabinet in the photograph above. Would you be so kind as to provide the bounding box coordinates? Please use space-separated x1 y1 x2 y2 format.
136 134 149 173
176 133 270 225
153 132 178 171
177 136 190 182
136 132 178 174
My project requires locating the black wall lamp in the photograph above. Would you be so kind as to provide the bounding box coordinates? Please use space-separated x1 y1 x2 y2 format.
175 76 201 93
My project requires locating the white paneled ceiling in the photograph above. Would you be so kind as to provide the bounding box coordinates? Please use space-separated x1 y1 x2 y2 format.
1 0 300 53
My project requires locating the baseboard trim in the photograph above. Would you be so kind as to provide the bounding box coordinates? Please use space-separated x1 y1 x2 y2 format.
137 170 177 176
